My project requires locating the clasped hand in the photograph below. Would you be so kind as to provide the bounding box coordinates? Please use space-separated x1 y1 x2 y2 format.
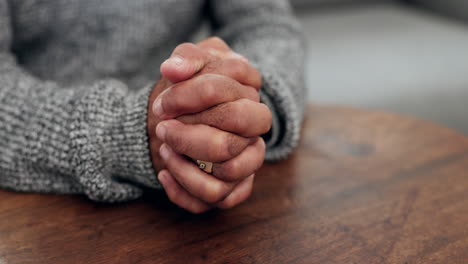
147 37 272 213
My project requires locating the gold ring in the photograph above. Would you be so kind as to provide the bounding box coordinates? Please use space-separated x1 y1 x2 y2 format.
196 160 213 174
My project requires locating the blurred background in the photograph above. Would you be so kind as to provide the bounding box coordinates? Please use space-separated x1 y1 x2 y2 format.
291 0 468 133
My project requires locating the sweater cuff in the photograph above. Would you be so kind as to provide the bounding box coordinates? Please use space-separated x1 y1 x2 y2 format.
258 67 304 161
112 83 161 189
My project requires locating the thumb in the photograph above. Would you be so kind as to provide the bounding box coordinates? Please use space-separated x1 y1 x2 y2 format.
160 43 210 83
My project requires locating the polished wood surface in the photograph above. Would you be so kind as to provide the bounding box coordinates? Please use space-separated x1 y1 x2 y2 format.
1 105 468 264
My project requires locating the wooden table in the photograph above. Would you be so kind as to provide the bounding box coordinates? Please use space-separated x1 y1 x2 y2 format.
1 105 468 264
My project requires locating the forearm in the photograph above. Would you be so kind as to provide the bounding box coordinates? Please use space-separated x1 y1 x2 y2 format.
0 52 159 201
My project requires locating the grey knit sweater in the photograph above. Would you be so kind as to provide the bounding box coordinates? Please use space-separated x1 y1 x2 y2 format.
0 0 305 202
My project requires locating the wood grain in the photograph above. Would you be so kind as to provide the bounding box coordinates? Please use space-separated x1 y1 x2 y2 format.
1 105 468 264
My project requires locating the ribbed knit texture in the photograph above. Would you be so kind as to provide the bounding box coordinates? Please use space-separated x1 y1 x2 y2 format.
0 0 305 202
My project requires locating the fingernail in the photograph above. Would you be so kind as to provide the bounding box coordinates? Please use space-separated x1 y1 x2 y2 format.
158 172 167 184
163 55 184 67
156 123 167 141
159 144 170 161
152 97 164 117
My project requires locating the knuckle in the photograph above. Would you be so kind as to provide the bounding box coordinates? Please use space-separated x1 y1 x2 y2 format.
215 74 238 98
252 68 263 89
200 72 222 82
166 187 181 205
190 207 206 214
248 88 261 102
209 36 227 46
204 83 219 105
197 74 222 104
219 199 237 209
228 102 248 134
224 133 246 158
209 134 231 161
244 187 254 202
220 159 242 182
203 181 231 203
189 203 208 214
202 59 222 74
217 134 237 160
175 42 197 53
227 59 248 78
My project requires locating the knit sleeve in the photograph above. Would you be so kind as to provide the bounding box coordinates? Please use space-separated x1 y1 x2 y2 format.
0 0 159 202
207 0 307 161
